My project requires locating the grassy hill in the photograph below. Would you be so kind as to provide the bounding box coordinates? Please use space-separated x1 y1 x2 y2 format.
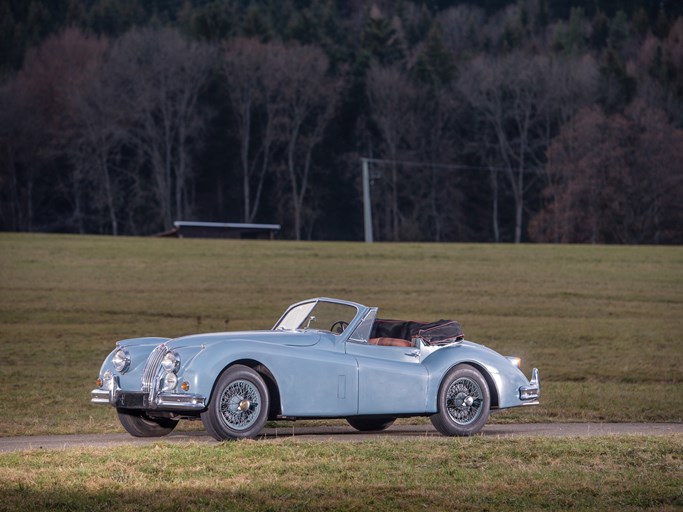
0 233 681 436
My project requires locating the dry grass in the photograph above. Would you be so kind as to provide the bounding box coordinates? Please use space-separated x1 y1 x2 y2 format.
0 436 680 511
0 233 681 436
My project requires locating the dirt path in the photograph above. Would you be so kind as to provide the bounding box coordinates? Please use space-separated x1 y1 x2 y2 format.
1 423 681 452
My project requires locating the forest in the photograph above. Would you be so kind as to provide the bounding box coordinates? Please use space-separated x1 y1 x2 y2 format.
1 0 682 243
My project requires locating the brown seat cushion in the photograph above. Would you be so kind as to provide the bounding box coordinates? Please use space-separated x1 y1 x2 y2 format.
368 337 412 347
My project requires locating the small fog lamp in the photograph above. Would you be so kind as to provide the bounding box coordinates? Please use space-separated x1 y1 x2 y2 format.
162 372 178 392
102 370 114 390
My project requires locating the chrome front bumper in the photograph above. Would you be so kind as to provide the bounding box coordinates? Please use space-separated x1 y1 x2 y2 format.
519 368 540 403
91 378 206 411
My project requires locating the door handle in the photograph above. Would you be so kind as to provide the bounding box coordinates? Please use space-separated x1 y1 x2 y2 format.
405 351 420 358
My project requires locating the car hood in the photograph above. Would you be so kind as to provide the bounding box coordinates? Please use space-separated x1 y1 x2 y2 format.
164 329 322 350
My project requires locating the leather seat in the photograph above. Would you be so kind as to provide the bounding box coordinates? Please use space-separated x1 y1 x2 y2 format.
368 337 412 347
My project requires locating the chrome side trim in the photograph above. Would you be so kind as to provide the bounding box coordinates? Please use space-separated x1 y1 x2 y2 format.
519 368 540 401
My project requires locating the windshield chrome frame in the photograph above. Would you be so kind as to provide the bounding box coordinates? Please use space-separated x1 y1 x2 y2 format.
272 297 368 338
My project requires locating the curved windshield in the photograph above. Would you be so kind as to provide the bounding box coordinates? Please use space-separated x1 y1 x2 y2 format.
274 300 358 335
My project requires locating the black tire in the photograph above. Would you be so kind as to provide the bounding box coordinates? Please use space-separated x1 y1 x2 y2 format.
117 409 178 437
201 365 270 441
346 416 396 432
430 364 490 436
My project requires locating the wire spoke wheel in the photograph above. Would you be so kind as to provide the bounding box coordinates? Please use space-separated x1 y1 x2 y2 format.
219 379 261 430
430 364 490 436
445 377 483 425
201 365 270 440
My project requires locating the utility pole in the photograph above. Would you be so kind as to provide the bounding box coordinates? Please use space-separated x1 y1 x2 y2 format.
361 158 373 243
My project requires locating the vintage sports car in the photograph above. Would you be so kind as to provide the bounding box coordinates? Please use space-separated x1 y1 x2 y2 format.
92 297 540 440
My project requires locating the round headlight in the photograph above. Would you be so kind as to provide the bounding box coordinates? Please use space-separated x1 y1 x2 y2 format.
113 349 131 373
162 372 178 392
161 351 180 373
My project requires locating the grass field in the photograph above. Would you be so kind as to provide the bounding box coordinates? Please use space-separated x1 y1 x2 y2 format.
0 233 681 436
0 436 681 511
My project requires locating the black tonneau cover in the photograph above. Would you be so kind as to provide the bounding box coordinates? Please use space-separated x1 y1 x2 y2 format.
371 318 464 346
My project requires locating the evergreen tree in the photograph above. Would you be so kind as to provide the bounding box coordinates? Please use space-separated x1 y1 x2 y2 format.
359 9 405 67
286 8 321 44
598 48 636 113
551 7 587 54
608 10 629 49
412 22 455 87
187 0 236 41
590 10 609 50
631 7 650 37
242 4 272 40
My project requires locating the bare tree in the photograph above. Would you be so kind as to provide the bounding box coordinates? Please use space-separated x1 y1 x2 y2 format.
366 63 419 240
272 44 338 241
0 81 43 231
65 58 129 235
222 38 281 223
458 52 596 243
107 28 215 230
529 102 683 244
438 5 487 56
417 87 462 242
2 28 109 233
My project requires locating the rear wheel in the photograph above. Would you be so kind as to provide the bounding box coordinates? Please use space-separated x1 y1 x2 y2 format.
347 416 396 432
430 364 490 436
201 365 270 441
117 409 178 437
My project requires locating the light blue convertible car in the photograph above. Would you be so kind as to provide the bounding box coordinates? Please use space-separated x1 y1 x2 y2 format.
92 297 540 440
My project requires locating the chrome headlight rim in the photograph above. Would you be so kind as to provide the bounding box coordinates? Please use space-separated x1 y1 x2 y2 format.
161 351 181 373
112 349 131 373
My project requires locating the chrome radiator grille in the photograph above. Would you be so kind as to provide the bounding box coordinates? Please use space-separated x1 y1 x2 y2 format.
142 344 167 395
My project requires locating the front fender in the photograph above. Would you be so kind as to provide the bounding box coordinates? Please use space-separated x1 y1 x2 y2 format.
176 340 288 402
422 341 534 412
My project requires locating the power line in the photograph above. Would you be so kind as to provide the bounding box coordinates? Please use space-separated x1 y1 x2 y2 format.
360 157 540 243
360 157 540 174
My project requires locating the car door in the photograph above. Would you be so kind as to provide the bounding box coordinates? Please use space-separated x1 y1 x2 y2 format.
273 341 360 417
345 309 429 415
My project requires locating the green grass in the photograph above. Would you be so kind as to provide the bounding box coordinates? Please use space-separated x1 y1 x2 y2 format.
0 436 681 511
0 233 681 436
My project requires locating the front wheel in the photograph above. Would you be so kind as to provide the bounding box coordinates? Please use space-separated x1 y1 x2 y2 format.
117 409 178 437
201 365 270 441
430 364 490 436
347 416 396 432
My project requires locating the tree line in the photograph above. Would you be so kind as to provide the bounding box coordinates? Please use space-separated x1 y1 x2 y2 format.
1 0 682 243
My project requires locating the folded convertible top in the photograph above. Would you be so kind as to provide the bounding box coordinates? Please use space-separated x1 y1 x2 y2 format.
371 318 464 346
